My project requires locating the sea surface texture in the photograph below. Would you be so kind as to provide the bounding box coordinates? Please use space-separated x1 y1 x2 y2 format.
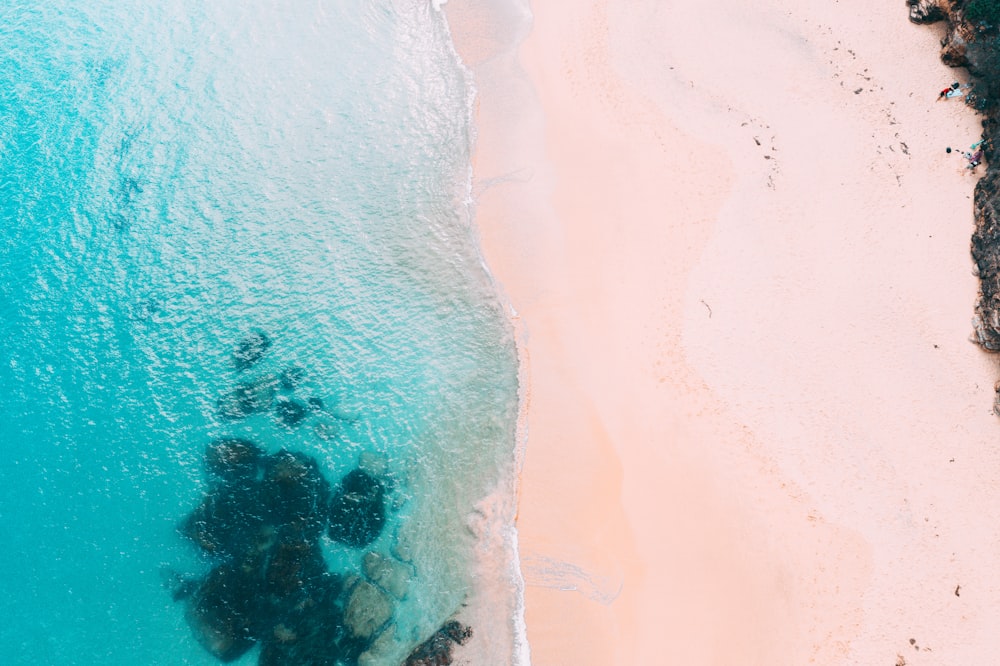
0 2 519 664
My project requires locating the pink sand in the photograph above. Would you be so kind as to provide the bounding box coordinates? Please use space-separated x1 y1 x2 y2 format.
447 0 1000 663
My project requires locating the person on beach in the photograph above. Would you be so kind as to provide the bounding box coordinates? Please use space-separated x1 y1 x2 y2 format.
938 86 952 100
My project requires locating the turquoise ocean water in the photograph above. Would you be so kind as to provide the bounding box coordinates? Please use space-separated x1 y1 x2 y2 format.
0 2 519 664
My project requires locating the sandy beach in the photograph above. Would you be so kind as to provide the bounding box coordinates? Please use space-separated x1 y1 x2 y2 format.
446 0 1000 663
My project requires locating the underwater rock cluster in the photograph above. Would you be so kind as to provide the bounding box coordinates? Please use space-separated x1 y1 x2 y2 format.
170 332 439 665
177 438 396 664
217 331 318 428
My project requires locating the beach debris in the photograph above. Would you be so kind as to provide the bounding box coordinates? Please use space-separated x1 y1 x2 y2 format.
966 148 984 170
233 330 272 370
955 584 961 596
402 620 473 666
938 82 970 100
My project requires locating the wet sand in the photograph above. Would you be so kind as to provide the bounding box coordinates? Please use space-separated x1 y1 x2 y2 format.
446 0 1000 663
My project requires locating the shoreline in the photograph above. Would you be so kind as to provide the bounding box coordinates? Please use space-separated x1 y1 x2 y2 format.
446 0 1000 663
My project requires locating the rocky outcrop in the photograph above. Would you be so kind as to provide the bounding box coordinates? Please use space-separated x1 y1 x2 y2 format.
907 0 946 24
913 3 1000 359
942 27 970 67
973 166 1000 349
402 620 473 666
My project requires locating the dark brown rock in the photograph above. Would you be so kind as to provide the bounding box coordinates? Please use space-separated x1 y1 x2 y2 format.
908 0 945 24
973 166 1000 349
941 30 969 67
402 620 473 666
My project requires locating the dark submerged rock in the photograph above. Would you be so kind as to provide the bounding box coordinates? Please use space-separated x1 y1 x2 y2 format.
162 568 200 602
218 376 277 420
258 572 348 666
262 540 329 610
312 419 339 442
234 330 271 370
363 551 411 600
179 386 388 663
402 620 473 666
205 438 264 482
180 481 268 558
328 469 387 548
279 365 305 390
260 450 332 541
275 396 309 427
185 562 263 662
343 580 393 640
342 468 383 497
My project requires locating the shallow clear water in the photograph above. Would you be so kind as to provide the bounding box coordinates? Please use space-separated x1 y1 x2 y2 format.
0 2 518 664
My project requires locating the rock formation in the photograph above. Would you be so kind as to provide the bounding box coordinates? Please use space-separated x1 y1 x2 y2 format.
169 335 447 664
912 4 1000 361
176 441 400 665
402 620 473 666
217 375 278 420
908 0 946 24
328 469 387 548
234 330 272 370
